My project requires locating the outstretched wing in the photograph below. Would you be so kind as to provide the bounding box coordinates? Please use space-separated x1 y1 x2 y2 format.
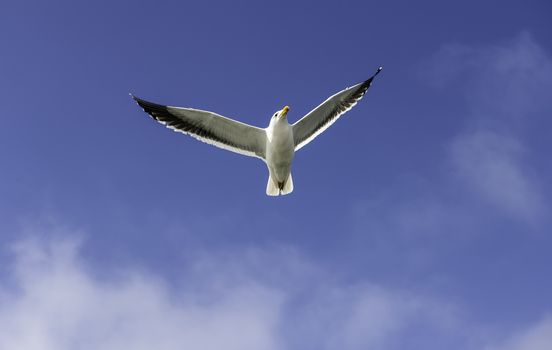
292 67 382 151
132 96 266 159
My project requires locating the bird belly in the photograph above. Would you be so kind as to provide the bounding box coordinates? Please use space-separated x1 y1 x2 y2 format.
266 125 294 182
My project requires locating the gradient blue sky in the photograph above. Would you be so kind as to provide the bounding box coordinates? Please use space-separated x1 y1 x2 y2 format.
1 1 552 349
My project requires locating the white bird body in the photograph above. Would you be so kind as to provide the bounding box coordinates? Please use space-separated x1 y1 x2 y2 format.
131 67 382 196
265 116 295 195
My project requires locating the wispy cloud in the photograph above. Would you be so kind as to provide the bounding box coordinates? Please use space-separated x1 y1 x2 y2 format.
428 32 552 119
402 32 550 228
3 227 552 349
484 317 552 350
0 237 284 350
431 32 551 223
0 234 470 350
450 130 543 222
352 33 551 250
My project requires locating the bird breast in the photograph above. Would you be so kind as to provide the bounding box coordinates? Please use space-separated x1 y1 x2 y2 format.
265 121 294 165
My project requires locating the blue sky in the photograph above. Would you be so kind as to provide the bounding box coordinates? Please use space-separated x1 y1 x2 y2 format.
1 0 551 349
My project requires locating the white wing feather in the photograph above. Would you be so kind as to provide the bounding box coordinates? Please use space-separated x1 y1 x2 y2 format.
132 96 267 159
292 67 382 151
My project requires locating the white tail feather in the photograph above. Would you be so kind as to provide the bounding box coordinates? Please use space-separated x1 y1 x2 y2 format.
281 174 293 195
266 175 279 196
265 174 294 196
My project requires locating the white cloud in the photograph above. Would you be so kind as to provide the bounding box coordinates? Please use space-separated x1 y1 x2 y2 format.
351 33 551 241
430 32 552 223
301 286 461 350
0 237 284 350
0 235 470 350
450 130 543 222
484 317 552 350
466 33 552 122
2 232 551 350
428 32 552 118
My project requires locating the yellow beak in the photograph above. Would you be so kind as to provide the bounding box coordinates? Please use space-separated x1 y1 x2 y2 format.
281 105 290 118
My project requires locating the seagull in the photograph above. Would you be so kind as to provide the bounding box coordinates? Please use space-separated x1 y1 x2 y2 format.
131 67 382 196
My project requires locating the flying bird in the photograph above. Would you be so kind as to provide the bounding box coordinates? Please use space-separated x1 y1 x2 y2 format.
131 67 382 196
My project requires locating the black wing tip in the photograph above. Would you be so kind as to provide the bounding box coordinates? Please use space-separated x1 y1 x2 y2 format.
129 93 144 106
371 66 383 79
362 66 383 86
129 93 147 105
129 94 168 119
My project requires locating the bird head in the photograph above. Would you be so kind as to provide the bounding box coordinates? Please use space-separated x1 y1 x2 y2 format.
272 105 290 120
